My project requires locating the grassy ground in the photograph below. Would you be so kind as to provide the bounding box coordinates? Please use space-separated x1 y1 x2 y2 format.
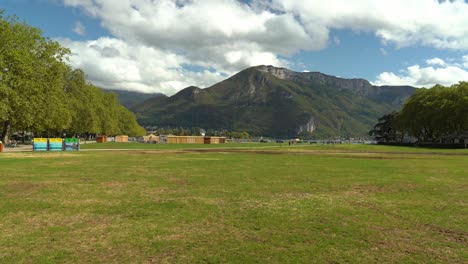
79 141 284 150
81 141 468 153
0 144 467 263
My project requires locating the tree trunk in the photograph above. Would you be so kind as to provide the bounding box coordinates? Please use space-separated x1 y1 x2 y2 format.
1 121 11 143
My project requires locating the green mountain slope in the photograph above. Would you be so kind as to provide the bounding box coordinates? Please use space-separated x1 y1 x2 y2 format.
133 66 415 138
105 90 163 109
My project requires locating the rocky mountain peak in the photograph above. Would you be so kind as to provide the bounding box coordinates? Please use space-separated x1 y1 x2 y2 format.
255 65 292 80
134 65 416 138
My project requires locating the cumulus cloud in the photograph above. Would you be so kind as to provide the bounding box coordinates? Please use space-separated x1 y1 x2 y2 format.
59 37 226 95
374 56 468 87
272 0 468 50
58 0 468 94
61 0 299 93
72 21 86 36
62 0 314 55
426 58 446 66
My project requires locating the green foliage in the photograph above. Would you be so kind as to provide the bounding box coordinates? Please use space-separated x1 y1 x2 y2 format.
398 82 468 142
0 13 145 138
62 72 145 136
229 131 250 139
371 82 468 143
0 12 70 139
369 112 404 143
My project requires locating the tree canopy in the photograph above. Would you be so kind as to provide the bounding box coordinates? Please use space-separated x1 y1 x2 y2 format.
0 12 145 141
370 82 468 143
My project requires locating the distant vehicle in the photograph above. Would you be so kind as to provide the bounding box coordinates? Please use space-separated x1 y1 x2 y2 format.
260 139 268 143
276 140 284 143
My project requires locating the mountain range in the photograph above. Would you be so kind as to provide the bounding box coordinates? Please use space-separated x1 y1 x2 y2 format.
105 90 163 109
131 65 415 138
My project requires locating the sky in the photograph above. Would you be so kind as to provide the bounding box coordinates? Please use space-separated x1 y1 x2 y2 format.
2 0 468 95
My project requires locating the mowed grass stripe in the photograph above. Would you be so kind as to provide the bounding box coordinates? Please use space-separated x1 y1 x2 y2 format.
0 147 466 263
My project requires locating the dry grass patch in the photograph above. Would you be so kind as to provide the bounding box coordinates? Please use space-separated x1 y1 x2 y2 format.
371 225 467 263
2 153 81 159
4 182 48 197
344 184 418 196
167 177 190 186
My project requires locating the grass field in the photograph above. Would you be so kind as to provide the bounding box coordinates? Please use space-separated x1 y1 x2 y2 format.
0 144 467 263
79 141 284 150
80 141 468 153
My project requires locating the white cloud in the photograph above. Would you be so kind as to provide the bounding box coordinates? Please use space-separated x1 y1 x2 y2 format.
63 0 314 55
58 0 468 94
60 0 299 93
273 0 468 50
72 21 86 36
59 37 226 95
463 55 468 68
426 58 446 66
58 36 287 94
374 56 468 87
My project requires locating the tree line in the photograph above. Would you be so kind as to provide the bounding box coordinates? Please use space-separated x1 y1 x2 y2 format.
148 126 250 139
370 82 468 143
0 12 145 142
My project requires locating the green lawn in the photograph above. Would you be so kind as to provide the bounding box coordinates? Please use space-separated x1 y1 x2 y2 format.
81 141 468 154
0 145 467 263
79 141 284 150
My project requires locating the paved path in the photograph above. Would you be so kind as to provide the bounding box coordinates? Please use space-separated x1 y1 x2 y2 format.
2 145 32 152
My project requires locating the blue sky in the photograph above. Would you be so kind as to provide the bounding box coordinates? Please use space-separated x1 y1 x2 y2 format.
3 0 468 94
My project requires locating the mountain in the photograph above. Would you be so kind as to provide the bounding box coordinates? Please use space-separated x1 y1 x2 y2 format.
105 90 163 109
133 65 416 138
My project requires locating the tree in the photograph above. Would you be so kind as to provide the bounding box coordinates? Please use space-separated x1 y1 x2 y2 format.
398 83 468 142
191 127 201 136
117 106 146 136
372 82 468 144
64 69 99 135
0 11 147 140
0 12 70 141
369 112 403 143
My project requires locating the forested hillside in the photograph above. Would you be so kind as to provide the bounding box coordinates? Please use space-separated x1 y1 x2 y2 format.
106 90 162 109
